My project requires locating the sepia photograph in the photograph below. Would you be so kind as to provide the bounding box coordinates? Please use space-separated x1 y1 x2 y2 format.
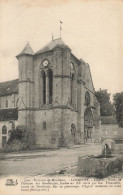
0 0 123 194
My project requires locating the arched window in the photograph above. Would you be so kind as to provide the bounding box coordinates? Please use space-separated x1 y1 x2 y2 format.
70 62 75 105
70 62 74 70
71 73 74 104
71 123 76 144
2 125 7 134
48 69 53 104
6 100 8 108
85 91 90 106
43 122 46 130
41 70 46 105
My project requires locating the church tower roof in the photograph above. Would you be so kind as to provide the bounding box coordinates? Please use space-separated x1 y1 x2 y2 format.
16 42 34 57
35 38 69 55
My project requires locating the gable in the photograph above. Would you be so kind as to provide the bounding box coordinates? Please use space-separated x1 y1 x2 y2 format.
35 38 66 55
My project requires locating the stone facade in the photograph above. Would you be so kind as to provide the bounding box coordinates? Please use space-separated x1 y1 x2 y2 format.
0 38 100 149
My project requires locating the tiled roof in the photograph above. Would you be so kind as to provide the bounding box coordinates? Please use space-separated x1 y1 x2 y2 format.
16 42 34 57
101 116 117 124
0 108 18 121
0 79 19 96
35 38 68 54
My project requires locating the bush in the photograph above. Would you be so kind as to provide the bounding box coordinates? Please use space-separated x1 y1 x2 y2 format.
7 125 26 144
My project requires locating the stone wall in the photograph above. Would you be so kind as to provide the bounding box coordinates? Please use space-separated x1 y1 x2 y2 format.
34 109 61 148
34 107 80 148
62 108 78 147
101 124 123 140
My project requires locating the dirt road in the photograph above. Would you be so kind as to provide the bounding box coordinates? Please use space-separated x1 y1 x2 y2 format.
0 143 102 177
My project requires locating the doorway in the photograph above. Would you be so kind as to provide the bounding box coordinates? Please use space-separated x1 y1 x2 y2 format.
71 123 76 144
84 108 93 141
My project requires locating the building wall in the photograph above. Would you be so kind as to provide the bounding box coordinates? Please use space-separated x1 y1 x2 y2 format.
62 108 78 146
101 124 123 140
34 109 61 148
34 107 79 148
0 94 18 109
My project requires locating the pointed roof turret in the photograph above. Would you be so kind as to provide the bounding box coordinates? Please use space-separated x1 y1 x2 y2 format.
35 38 70 55
16 42 34 57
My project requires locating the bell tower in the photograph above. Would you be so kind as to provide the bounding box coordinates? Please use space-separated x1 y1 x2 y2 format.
16 42 35 144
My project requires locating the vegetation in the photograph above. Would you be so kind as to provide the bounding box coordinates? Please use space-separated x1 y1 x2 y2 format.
113 92 123 127
95 89 114 116
7 125 26 144
95 89 123 128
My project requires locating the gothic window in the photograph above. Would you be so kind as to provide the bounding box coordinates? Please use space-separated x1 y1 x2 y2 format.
2 125 7 134
41 70 46 105
71 73 74 104
70 62 75 76
71 123 76 144
70 62 76 105
85 91 90 106
43 122 46 130
6 100 8 108
48 69 53 104
70 62 74 70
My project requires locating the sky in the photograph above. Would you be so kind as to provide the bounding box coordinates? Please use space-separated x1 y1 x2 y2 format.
0 0 123 97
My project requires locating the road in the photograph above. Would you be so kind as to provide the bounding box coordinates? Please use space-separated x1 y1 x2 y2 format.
0 143 102 177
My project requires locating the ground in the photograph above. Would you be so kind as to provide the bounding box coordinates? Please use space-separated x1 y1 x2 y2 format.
0 143 123 178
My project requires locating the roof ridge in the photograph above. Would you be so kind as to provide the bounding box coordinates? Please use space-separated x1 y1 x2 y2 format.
35 38 66 55
0 79 19 97
0 79 19 84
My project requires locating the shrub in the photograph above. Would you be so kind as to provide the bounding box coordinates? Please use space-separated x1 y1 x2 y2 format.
7 125 26 144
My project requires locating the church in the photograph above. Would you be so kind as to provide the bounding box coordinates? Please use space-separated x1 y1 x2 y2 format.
0 38 100 149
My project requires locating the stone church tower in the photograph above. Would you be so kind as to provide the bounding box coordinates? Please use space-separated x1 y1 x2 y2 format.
16 43 35 144
16 38 100 148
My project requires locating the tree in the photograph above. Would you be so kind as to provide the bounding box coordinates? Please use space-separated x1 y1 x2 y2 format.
113 92 123 127
95 89 114 116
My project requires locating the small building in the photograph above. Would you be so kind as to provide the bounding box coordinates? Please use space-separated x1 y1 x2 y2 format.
101 116 123 141
0 80 18 148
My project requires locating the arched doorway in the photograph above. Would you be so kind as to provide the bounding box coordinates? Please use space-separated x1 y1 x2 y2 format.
71 123 76 144
84 108 93 141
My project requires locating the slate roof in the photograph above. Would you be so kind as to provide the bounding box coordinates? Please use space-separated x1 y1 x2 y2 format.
0 108 18 121
35 38 68 54
0 79 19 97
101 116 117 124
16 42 34 57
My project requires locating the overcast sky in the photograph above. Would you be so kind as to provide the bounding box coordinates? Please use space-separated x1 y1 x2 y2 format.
0 0 123 96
